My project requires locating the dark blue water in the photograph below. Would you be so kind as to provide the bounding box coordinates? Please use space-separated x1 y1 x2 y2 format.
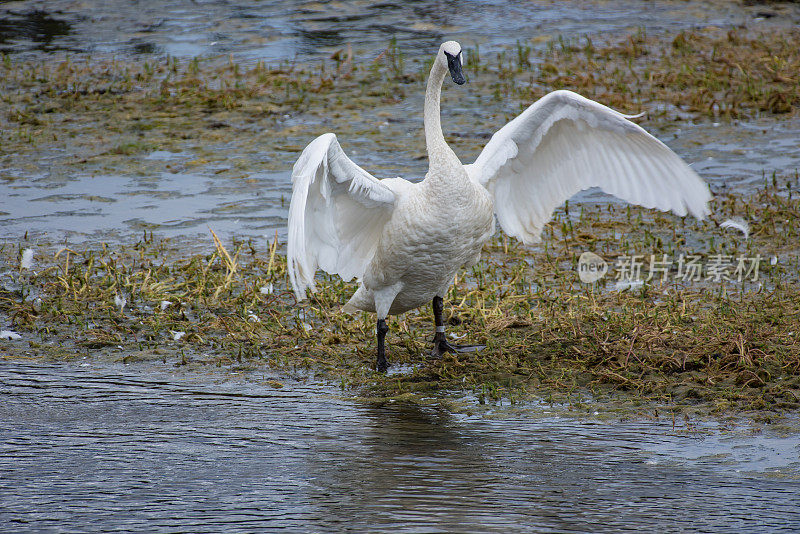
1 360 798 532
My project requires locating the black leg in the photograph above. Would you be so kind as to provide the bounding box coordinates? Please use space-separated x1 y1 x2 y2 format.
432 295 446 349
376 319 389 373
430 296 485 358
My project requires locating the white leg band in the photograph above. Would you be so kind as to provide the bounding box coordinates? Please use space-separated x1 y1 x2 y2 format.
436 326 445 333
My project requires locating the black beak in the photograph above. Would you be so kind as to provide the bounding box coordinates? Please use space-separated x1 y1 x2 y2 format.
445 51 466 85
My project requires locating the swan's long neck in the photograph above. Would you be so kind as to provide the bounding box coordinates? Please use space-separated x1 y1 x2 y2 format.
424 58 460 172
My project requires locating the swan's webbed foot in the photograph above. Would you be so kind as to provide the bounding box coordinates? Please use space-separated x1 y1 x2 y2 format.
430 332 485 358
429 295 485 359
376 319 390 373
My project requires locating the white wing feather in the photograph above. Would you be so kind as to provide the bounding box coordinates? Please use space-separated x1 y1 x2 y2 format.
465 90 711 244
288 133 398 300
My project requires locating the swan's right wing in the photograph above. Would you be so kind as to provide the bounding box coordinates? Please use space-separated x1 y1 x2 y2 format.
288 133 397 301
465 90 711 245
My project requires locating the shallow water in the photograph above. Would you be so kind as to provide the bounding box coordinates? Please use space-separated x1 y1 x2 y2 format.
2 0 792 63
2 167 288 244
1 360 799 532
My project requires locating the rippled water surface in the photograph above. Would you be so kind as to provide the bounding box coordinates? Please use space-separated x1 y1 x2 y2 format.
1 360 799 532
0 0 785 61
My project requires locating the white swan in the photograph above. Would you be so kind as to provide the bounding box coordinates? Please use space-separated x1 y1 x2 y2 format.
287 40 711 372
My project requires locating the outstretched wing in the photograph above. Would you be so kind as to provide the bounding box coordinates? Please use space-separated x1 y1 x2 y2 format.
464 90 711 244
288 133 397 300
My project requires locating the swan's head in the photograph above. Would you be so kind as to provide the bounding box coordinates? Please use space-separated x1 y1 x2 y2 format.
438 40 465 85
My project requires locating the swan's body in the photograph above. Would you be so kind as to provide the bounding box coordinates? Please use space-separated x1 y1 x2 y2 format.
345 176 493 316
288 41 711 371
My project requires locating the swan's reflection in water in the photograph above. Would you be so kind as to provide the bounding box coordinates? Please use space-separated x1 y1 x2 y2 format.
308 403 503 532
306 401 800 532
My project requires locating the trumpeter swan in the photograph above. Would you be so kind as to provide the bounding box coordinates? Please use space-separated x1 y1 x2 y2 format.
288 40 710 372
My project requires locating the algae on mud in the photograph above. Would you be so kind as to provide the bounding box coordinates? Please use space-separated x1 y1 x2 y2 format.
2 24 800 417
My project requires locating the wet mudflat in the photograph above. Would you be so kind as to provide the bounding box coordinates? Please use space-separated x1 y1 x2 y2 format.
1 359 799 532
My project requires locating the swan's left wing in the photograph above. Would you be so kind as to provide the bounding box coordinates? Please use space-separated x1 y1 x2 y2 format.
464 90 711 244
288 133 398 301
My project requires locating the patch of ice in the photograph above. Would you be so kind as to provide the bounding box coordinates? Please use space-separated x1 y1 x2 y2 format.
145 150 181 161
171 331 185 341
20 248 34 270
259 283 274 295
614 280 644 291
